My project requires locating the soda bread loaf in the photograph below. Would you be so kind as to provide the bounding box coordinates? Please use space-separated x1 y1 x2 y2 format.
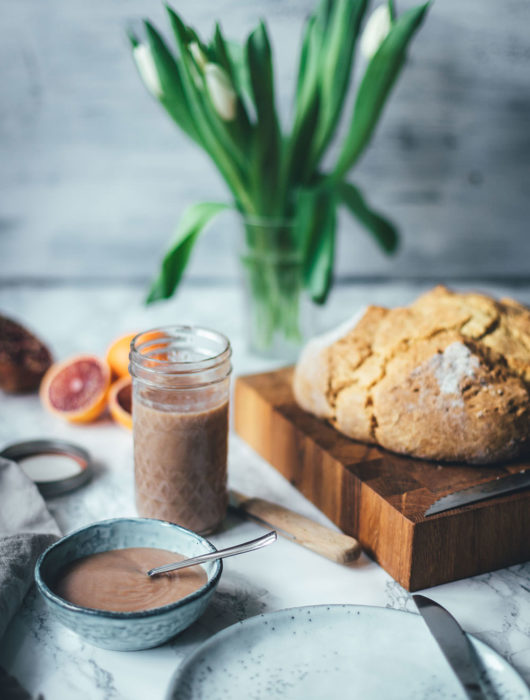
293 286 530 464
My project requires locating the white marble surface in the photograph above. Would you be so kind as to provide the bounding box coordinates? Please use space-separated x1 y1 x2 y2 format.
1 282 530 699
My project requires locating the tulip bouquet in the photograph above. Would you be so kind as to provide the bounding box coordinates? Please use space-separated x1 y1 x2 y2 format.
129 0 430 357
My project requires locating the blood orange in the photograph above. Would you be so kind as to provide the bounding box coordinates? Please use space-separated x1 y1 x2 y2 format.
108 375 132 430
40 355 110 423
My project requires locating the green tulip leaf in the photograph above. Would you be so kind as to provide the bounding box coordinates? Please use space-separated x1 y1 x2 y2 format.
141 23 200 144
246 21 282 213
165 6 254 213
311 0 367 165
334 1 430 178
224 41 254 105
211 24 252 141
295 15 322 117
127 29 140 49
285 13 325 190
338 181 398 253
299 186 337 304
147 202 230 303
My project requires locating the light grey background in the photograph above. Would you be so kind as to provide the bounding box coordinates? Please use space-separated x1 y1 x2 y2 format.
1 0 529 286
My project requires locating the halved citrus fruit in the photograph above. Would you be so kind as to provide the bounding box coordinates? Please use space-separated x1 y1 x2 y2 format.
106 333 137 379
40 355 110 423
108 376 132 430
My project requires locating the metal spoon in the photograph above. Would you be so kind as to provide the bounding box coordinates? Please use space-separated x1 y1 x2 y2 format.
147 530 277 577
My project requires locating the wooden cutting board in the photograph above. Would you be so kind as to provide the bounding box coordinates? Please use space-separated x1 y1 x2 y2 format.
234 367 530 591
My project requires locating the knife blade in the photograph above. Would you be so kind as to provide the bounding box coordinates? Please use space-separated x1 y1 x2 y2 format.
228 489 361 564
413 595 486 699
424 469 530 517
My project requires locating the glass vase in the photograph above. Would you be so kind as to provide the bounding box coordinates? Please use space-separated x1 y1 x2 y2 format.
239 216 312 361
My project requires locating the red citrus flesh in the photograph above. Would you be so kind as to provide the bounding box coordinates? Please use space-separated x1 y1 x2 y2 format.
40 355 110 423
49 359 105 411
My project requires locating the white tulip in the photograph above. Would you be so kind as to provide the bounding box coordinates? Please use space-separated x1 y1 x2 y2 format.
360 4 392 61
204 64 237 121
189 42 208 70
133 44 163 98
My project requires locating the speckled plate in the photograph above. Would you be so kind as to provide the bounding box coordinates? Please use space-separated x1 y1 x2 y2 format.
167 604 530 700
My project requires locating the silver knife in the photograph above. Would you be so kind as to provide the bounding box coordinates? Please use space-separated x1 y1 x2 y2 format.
413 594 486 699
424 470 530 517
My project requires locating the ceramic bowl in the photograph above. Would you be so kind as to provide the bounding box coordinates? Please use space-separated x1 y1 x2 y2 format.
35 517 222 651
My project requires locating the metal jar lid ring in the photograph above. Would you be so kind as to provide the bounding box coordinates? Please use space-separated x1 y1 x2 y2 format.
0 439 93 497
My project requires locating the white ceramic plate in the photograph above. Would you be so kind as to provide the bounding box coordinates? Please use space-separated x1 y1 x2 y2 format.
167 604 530 700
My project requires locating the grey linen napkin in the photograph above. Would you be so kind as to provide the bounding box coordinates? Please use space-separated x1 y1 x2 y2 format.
0 456 61 641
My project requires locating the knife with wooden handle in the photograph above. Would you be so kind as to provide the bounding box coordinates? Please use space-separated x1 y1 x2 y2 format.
229 489 361 564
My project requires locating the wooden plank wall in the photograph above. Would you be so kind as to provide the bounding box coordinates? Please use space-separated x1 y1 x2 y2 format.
1 0 529 284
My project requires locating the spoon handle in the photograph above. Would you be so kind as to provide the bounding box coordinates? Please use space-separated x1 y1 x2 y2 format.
147 530 277 577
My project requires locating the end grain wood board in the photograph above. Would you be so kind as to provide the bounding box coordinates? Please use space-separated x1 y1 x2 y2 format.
234 367 530 591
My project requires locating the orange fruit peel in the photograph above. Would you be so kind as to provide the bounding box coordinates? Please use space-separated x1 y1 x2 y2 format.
108 375 132 430
106 333 137 379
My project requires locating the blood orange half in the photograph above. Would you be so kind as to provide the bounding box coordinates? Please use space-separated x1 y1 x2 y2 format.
108 375 132 430
40 355 110 423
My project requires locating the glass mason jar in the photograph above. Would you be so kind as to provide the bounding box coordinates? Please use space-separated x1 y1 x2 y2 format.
129 326 232 535
239 216 313 361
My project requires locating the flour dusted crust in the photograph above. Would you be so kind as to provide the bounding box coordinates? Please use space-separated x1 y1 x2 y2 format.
293 286 530 464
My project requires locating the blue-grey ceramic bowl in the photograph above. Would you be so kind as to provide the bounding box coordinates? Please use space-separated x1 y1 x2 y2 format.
35 517 222 651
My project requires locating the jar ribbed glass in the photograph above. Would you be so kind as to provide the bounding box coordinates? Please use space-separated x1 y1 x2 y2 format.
130 326 231 535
